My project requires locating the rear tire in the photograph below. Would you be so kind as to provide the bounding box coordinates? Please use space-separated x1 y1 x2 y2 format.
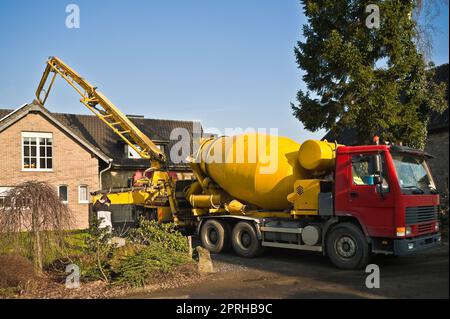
326 223 370 270
200 219 231 253
231 221 264 258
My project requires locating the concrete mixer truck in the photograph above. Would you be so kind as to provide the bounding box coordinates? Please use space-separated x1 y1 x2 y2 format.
178 133 442 269
35 57 441 269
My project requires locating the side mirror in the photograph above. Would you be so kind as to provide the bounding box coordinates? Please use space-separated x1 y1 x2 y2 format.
374 154 382 175
374 175 388 198
373 175 383 185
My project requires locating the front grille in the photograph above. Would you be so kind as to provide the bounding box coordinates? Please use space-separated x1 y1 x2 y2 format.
417 223 434 234
405 206 438 225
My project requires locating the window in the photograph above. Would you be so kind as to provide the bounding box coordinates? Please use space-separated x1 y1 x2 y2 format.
22 132 53 171
392 154 436 194
125 144 166 159
125 144 142 159
78 185 89 203
351 154 389 187
58 185 68 203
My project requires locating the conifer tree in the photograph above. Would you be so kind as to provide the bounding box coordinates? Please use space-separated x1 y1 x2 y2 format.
292 0 446 148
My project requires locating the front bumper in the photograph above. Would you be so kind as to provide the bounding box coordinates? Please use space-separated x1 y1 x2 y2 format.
393 233 442 255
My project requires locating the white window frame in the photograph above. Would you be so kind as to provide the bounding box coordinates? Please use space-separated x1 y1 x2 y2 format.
21 132 53 172
78 185 89 204
58 185 69 204
125 144 142 159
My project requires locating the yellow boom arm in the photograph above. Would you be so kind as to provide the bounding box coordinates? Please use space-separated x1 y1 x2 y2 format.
35 56 166 167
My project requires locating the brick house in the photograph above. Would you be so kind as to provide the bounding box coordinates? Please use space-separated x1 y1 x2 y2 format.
0 103 201 229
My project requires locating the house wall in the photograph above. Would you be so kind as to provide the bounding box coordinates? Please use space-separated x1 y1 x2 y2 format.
0 112 100 229
425 130 449 206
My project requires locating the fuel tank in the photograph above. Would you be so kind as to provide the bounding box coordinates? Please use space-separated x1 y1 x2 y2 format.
194 133 309 210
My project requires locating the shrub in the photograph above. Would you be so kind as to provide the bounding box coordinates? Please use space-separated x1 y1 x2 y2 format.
111 242 191 287
128 218 188 252
45 218 193 288
109 243 144 270
69 217 114 283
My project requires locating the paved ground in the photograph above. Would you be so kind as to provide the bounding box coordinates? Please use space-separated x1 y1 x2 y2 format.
130 242 449 299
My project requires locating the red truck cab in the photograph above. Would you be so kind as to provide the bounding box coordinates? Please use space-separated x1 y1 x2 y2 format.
334 144 442 256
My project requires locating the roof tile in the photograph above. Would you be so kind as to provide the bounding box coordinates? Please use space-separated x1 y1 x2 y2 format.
0 108 201 169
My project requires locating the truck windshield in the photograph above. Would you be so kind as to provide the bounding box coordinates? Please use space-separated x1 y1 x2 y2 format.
392 153 437 195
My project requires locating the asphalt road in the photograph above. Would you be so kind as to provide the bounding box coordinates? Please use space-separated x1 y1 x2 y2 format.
133 242 449 299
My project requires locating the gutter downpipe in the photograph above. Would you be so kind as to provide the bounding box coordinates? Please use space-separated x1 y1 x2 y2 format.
99 159 113 190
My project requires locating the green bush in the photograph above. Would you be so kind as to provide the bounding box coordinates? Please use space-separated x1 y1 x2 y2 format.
80 218 114 282
69 218 191 286
128 218 188 252
111 242 191 287
110 219 192 287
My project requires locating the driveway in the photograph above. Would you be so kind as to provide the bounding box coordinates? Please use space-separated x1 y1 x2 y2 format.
130 242 449 299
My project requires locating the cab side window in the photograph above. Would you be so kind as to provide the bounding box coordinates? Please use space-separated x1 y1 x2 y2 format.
351 154 389 188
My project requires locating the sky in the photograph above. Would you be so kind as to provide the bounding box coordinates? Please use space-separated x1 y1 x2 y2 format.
0 0 448 143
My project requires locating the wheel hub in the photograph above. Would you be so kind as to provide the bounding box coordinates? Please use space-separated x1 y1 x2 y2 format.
241 231 252 248
336 236 357 258
208 229 218 244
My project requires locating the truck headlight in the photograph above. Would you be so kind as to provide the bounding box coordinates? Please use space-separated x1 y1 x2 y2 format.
408 243 414 250
406 226 412 236
435 223 439 231
396 227 406 237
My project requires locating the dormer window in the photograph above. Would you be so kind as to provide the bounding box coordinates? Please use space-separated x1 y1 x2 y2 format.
125 144 166 159
125 144 142 159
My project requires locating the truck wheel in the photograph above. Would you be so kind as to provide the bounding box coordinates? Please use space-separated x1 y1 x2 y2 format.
326 223 370 270
200 219 231 253
231 221 264 258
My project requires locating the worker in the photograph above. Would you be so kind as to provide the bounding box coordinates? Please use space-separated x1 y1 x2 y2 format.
93 194 113 233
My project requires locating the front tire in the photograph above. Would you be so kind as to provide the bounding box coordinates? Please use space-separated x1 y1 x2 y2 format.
200 219 231 253
326 223 370 270
231 221 264 258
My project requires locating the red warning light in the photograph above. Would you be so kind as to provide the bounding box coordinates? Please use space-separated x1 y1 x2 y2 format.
373 135 380 145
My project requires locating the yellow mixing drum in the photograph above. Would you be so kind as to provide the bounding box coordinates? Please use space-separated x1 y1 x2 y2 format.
194 133 310 210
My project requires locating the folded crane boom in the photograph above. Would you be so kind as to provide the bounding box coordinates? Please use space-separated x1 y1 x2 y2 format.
35 56 177 216
35 56 166 167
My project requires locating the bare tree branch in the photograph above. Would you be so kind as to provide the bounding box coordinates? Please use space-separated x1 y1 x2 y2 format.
413 0 448 60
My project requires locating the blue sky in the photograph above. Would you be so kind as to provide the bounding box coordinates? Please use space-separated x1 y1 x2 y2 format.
0 0 448 143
